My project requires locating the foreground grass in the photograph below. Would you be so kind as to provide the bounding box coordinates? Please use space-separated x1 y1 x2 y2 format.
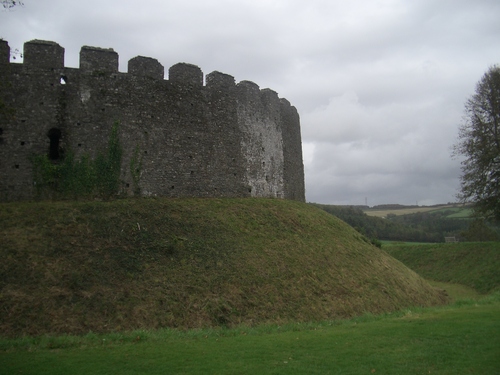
1 295 499 375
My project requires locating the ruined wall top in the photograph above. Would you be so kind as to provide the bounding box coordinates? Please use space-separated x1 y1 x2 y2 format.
79 45 118 73
23 39 65 71
3 39 292 100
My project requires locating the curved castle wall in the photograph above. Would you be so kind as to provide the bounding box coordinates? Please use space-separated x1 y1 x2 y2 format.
0 39 305 202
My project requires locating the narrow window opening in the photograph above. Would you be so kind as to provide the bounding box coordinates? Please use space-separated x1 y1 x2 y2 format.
15 164 19 169
20 141 25 146
47 128 62 160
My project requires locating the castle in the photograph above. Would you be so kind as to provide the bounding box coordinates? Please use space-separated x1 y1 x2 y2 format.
0 39 305 202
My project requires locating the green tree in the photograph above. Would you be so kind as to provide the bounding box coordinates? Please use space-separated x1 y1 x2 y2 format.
460 219 500 242
453 65 500 223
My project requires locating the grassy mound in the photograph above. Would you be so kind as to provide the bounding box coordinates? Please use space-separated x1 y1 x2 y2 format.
385 242 500 294
0 198 447 337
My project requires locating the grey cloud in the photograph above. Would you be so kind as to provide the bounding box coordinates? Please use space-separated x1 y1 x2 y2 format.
1 0 498 206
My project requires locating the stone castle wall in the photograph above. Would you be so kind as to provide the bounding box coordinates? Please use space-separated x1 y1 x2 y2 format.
0 39 305 202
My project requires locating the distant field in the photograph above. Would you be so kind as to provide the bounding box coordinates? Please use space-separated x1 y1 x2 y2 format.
445 208 473 218
364 204 471 218
381 241 432 246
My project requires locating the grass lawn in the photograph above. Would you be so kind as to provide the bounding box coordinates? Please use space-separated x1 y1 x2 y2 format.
1 296 499 375
385 242 500 294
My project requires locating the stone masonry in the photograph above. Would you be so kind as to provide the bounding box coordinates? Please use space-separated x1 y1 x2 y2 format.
0 39 305 202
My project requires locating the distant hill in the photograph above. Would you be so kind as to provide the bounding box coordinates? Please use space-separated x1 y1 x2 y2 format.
0 198 447 337
312 204 476 243
363 204 465 218
371 204 420 210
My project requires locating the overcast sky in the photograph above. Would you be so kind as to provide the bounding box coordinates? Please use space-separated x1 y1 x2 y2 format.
2 0 499 206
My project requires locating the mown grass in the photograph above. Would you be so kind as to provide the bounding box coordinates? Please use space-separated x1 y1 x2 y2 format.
0 198 447 337
1 295 498 375
385 242 500 294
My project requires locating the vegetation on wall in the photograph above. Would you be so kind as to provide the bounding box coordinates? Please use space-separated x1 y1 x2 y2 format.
31 121 123 200
129 144 143 196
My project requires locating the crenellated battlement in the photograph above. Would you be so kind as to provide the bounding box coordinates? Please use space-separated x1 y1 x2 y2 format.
9 39 279 93
79 45 118 73
0 39 305 202
206 71 236 89
22 39 65 72
0 39 10 65
128 56 164 79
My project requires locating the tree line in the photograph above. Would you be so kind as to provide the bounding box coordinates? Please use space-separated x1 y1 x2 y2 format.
312 204 499 243
453 65 500 223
